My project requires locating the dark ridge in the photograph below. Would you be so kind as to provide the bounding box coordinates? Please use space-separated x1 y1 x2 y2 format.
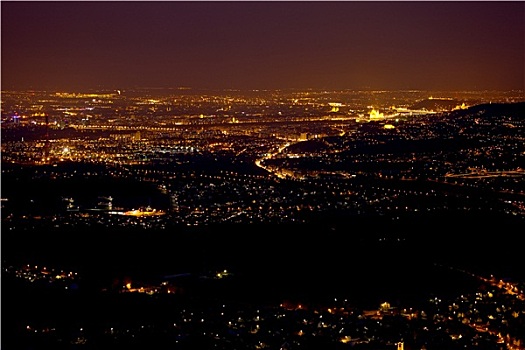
448 101 525 119
3 212 524 282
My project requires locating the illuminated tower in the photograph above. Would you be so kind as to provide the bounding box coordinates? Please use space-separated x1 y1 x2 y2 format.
397 341 404 350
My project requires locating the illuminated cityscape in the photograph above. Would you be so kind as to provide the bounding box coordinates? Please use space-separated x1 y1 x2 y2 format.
2 1 524 350
2 87 524 350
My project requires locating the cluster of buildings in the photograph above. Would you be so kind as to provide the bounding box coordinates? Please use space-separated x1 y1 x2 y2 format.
5 260 525 349
2 88 524 229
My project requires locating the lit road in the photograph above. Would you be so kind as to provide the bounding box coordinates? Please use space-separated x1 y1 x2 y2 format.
254 142 291 179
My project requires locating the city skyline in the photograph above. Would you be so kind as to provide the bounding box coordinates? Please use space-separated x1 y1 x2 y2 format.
2 2 525 348
3 71 525 350
2 1 524 92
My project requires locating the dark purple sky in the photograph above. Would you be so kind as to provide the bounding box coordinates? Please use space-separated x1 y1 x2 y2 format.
1 1 524 91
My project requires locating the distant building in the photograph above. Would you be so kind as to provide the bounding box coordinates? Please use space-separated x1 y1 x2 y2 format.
299 132 310 141
369 108 385 120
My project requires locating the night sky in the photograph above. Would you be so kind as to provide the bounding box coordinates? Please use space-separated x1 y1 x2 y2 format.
1 1 524 91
